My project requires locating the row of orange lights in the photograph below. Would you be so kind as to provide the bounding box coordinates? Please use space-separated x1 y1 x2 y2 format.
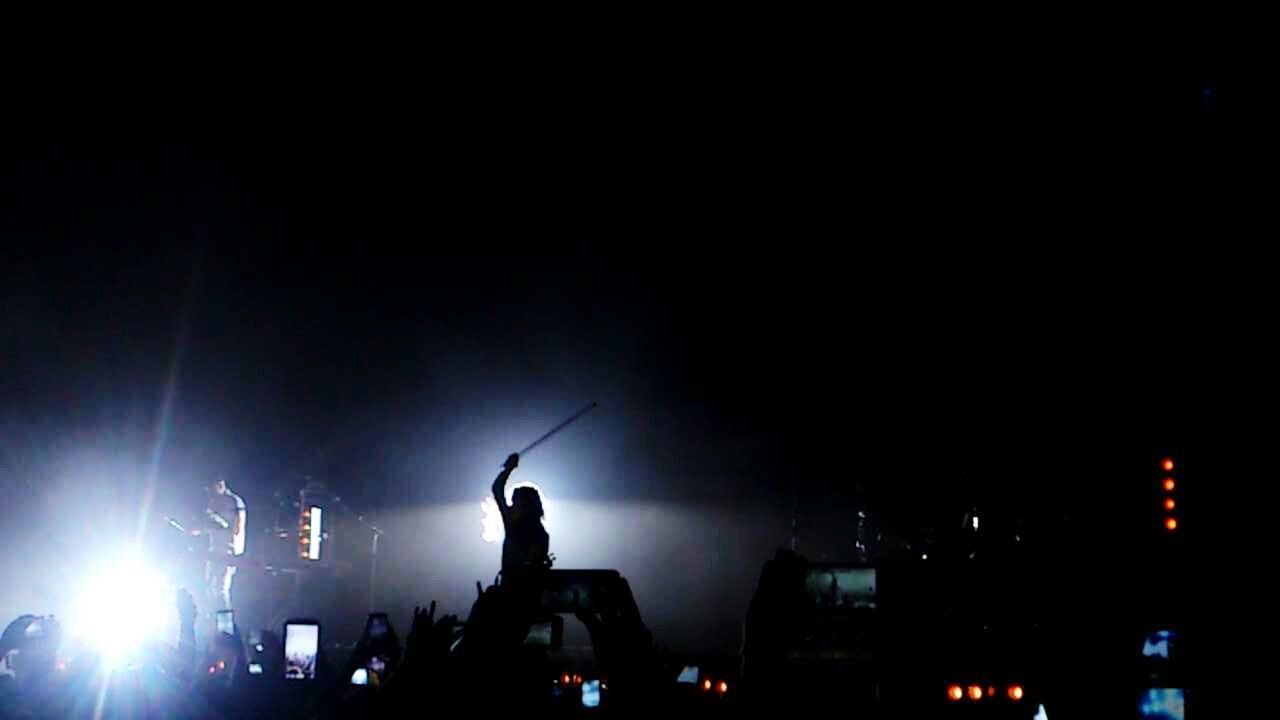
1161 457 1178 532
701 678 730 695
299 508 311 558
560 673 584 685
946 683 1023 702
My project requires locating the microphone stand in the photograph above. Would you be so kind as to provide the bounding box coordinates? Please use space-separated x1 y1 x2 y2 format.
329 493 385 612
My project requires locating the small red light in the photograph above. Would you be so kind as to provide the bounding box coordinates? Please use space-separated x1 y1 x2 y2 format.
1164 498 1176 511
217 660 226 670
1161 458 1175 472
1165 517 1178 531
702 679 712 692
1163 478 1175 492
947 685 964 701
573 674 583 685
988 685 996 698
562 673 570 685
967 685 983 701
1008 684 1025 701
718 680 729 694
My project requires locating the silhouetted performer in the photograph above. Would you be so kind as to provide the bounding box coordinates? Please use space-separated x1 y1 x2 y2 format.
199 474 246 609
491 453 550 582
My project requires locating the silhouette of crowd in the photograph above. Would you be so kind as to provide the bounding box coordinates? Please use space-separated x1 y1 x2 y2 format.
1 576 672 719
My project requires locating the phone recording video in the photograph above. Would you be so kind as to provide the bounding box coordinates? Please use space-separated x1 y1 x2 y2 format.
581 679 601 707
248 662 263 675
804 566 877 609
539 570 621 614
350 667 369 685
283 621 320 680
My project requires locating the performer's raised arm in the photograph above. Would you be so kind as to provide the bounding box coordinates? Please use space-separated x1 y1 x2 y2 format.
491 453 519 527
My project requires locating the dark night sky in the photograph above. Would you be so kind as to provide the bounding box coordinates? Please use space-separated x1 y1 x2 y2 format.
0 30 1258 650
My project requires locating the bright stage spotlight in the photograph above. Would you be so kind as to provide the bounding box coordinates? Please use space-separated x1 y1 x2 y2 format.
68 552 173 664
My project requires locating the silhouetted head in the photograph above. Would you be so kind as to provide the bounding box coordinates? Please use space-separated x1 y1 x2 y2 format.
511 486 544 521
1 615 61 685
210 474 228 495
